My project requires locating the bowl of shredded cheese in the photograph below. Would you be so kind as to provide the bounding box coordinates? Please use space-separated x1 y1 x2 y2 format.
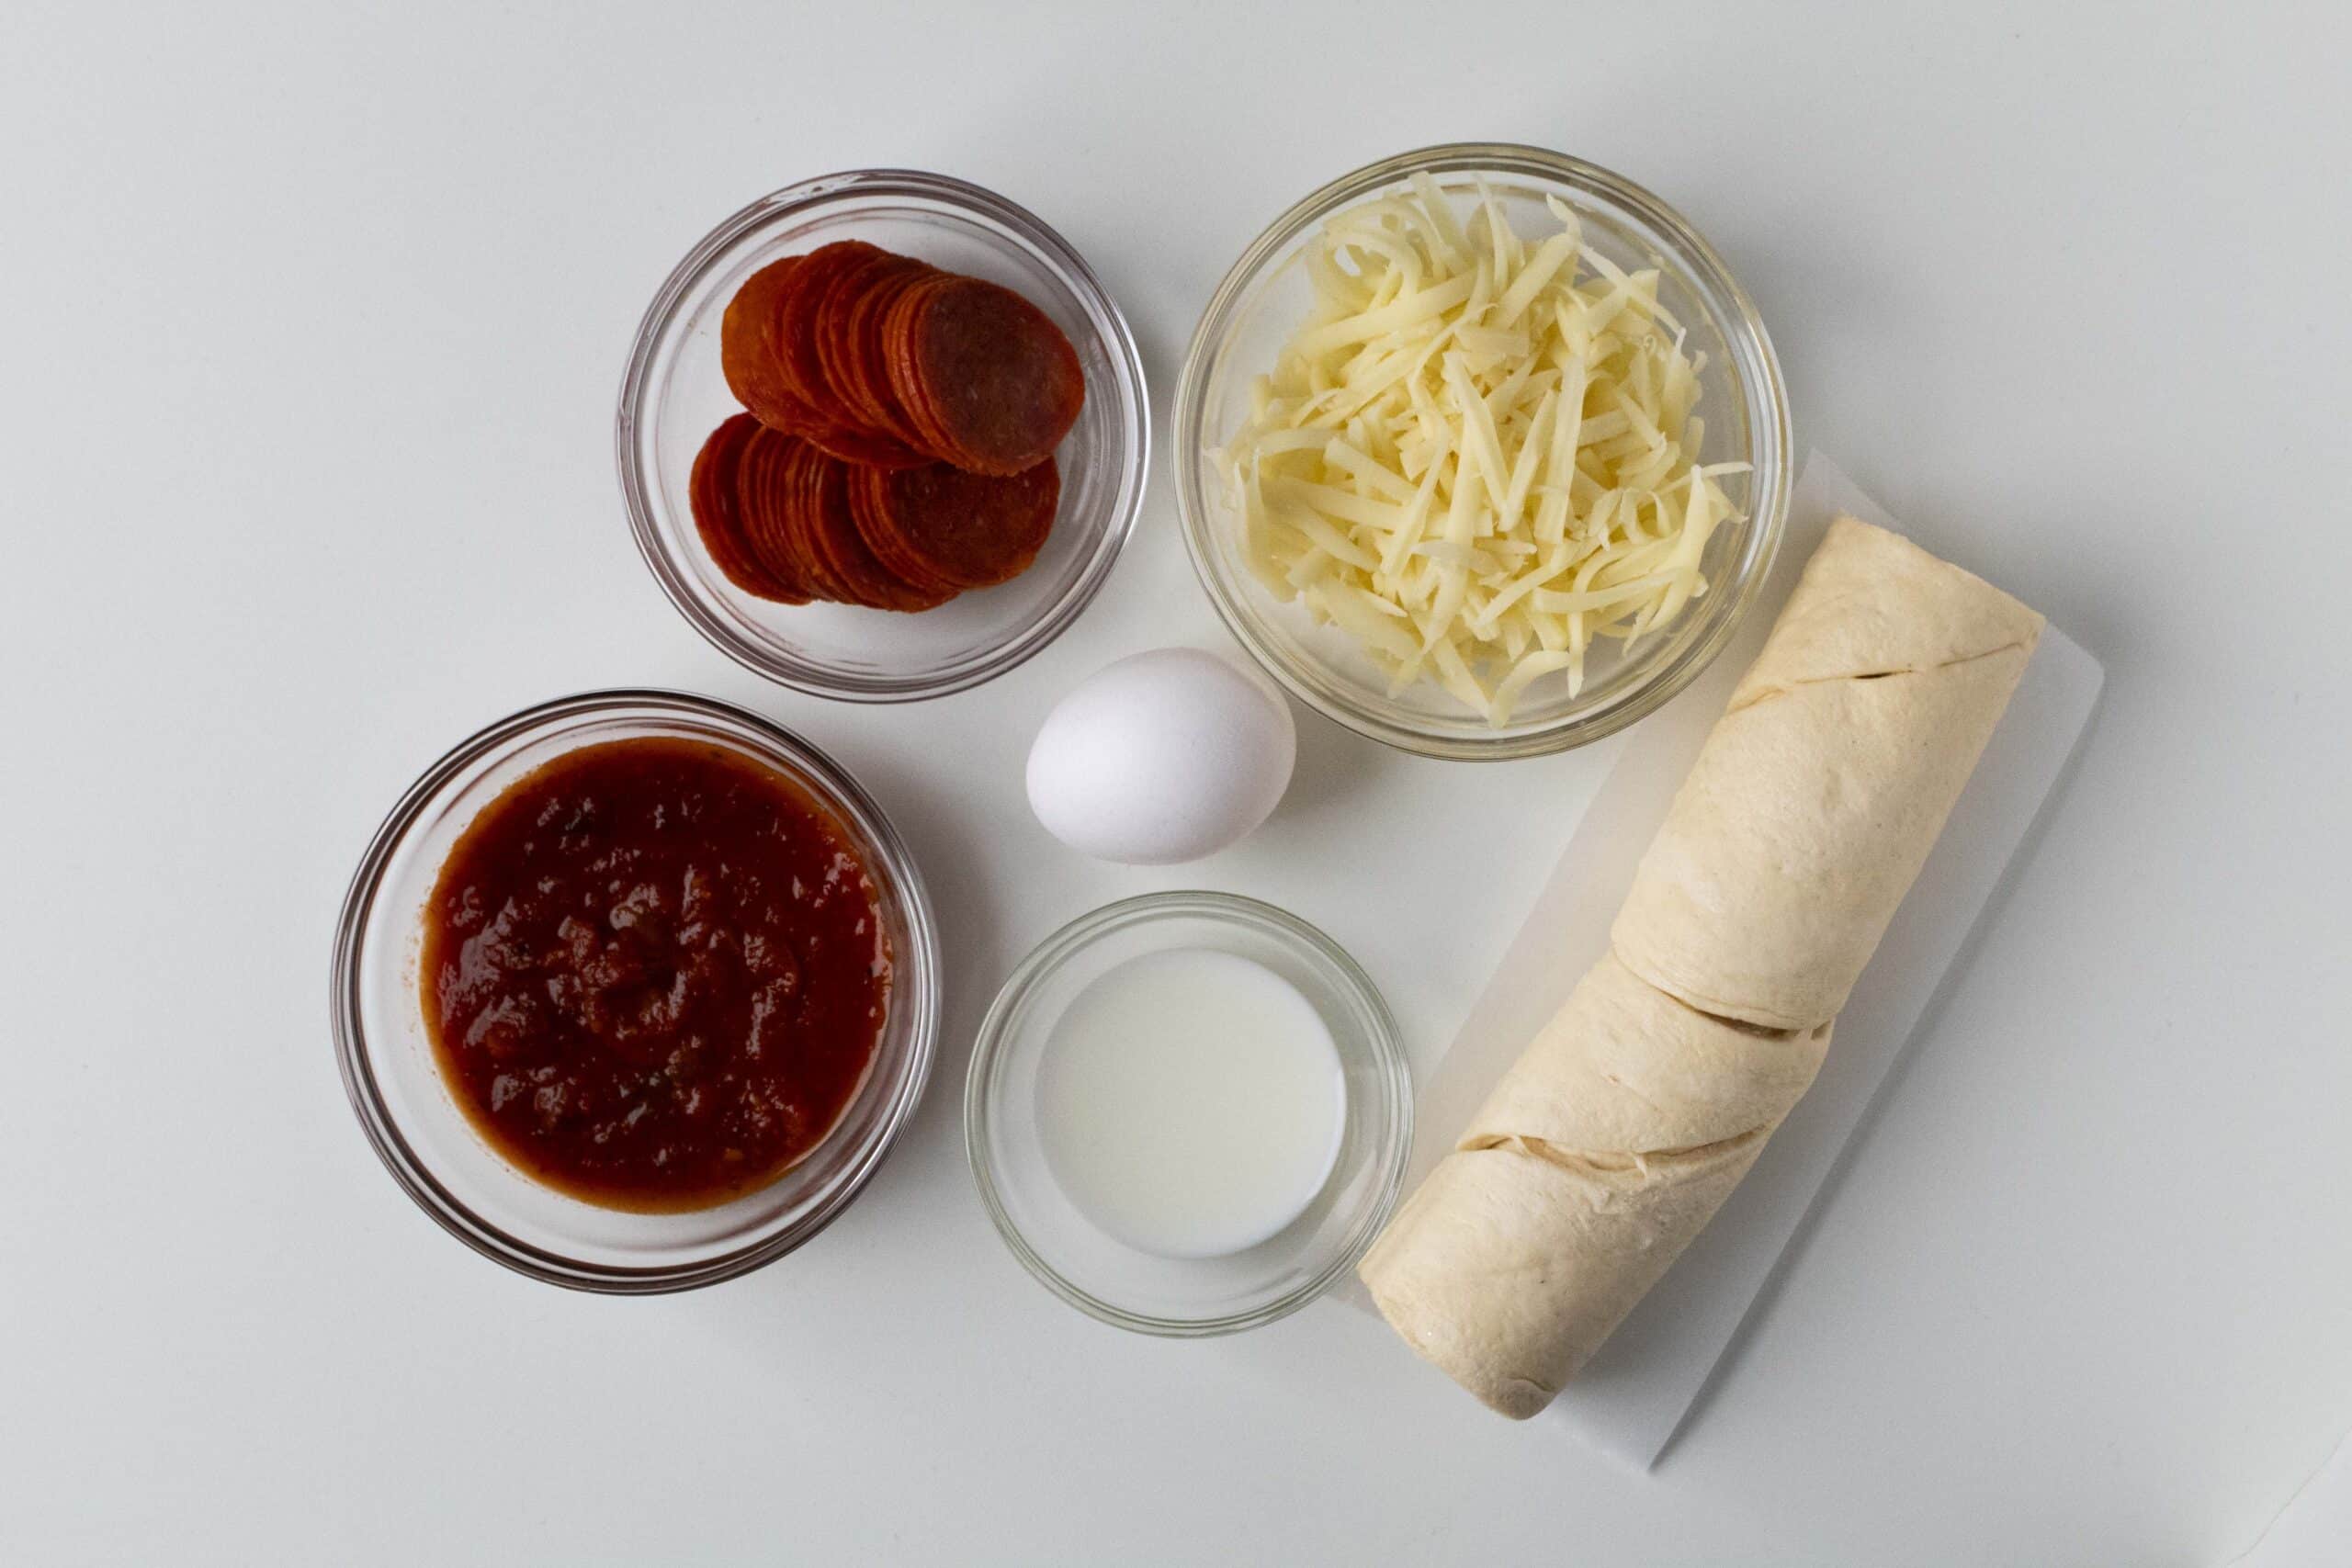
1174 144 1789 759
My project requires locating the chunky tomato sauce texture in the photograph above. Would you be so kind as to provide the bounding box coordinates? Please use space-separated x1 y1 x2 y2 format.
420 737 890 1211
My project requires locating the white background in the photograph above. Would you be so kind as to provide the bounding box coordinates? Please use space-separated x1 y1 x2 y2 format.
4 3 2346 1563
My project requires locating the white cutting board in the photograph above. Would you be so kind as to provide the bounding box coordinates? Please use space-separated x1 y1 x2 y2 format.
1339 451 2106 1468
2230 1429 2352 1566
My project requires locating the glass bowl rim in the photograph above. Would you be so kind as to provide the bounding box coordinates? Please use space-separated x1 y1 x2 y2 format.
329 686 942 1293
1171 141 1792 761
963 889 1411 1337
616 167 1151 704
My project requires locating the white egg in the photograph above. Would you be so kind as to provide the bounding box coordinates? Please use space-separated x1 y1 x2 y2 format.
1025 648 1296 865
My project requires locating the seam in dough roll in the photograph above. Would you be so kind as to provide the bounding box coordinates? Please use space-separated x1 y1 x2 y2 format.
1361 953 1829 1417
1361 515 2042 1418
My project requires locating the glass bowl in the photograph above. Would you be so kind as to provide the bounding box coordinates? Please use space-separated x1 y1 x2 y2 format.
1173 143 1790 760
330 689 941 1292
618 170 1149 702
966 892 1410 1336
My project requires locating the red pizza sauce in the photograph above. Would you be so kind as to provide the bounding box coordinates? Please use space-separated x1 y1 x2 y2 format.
419 736 890 1212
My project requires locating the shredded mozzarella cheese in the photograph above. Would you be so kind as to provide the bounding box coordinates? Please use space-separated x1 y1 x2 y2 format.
1219 181 1747 725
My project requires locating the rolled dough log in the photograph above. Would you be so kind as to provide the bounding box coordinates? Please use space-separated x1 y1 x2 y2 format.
1360 516 2041 1418
1361 954 1830 1416
1612 517 2044 1031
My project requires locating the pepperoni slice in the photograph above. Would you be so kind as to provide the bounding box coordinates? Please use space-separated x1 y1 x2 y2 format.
879 275 962 461
849 457 1059 591
802 417 930 471
689 414 798 601
846 475 961 599
776 438 854 604
720 259 818 439
767 243 929 468
836 257 936 446
773 243 876 411
800 448 955 612
730 425 817 604
716 240 1081 603
897 276 1083 476
813 250 907 426
719 254 899 463
799 251 935 469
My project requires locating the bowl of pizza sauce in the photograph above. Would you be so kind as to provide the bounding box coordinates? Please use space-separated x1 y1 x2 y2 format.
331 690 940 1292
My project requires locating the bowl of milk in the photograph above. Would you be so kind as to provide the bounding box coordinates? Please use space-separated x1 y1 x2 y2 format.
965 891 1410 1335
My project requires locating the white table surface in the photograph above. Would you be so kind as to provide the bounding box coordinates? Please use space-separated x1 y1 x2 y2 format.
4 4 2346 1563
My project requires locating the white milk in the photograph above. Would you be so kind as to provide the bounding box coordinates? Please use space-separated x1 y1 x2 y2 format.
1035 948 1346 1259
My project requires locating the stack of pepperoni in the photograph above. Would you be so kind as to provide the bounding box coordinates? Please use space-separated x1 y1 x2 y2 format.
691 240 1084 611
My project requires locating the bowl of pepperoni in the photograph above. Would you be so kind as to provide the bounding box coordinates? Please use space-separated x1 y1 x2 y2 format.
619 171 1150 702
331 689 941 1291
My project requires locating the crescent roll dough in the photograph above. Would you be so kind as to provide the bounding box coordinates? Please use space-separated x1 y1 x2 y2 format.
1360 953 1830 1416
1612 517 2043 1031
1361 516 2041 1418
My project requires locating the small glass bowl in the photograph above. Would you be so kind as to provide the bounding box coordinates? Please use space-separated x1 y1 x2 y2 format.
1173 143 1791 760
618 170 1150 702
330 690 941 1292
966 892 1410 1336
